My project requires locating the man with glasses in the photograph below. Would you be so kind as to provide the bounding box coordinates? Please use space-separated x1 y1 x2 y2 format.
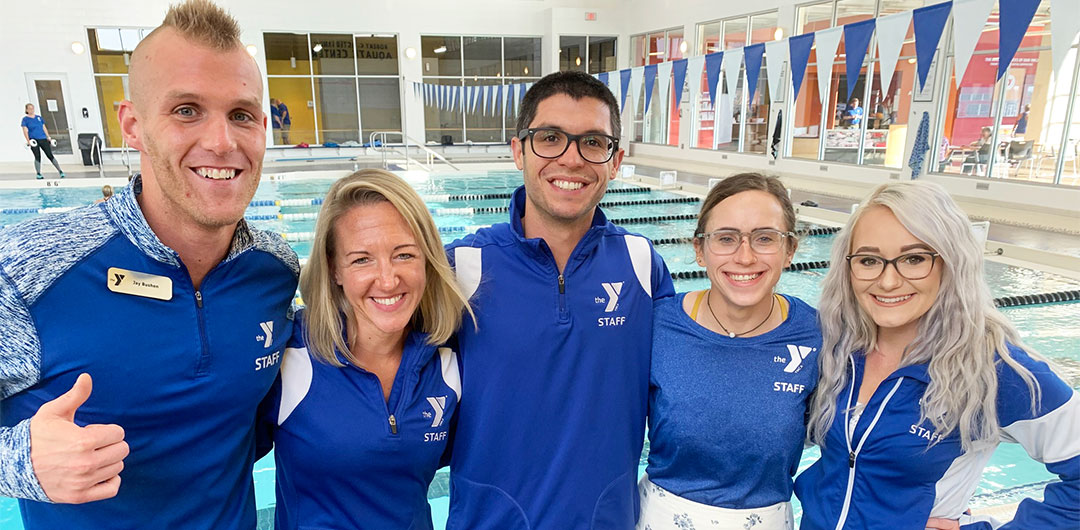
445 71 674 529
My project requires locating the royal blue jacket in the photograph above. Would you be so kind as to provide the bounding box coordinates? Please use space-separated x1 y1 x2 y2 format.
647 293 821 509
258 311 461 530
0 178 299 529
444 186 675 530
795 345 1080 529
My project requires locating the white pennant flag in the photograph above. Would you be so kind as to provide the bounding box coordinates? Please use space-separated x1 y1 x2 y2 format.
952 0 995 87
515 83 524 115
607 74 621 111
876 11 913 92
483 86 491 116
764 39 789 104
722 47 744 110
501 85 510 117
686 56 706 107
814 27 844 105
1052 0 1080 78
490 86 499 116
474 86 483 113
630 66 645 113
657 61 674 111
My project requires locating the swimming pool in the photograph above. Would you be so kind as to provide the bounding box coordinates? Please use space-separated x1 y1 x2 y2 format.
0 170 1076 529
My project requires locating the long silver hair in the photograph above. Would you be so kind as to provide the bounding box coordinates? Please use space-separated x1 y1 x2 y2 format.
806 181 1043 452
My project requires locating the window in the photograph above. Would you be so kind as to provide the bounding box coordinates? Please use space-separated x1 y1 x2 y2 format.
630 28 684 145
421 36 541 143
88 27 152 147
559 36 617 74
264 32 401 146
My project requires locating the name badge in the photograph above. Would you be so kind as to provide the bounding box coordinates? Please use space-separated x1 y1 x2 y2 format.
107 267 172 301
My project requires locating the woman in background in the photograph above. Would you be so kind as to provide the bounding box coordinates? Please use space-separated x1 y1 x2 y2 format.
20 103 65 179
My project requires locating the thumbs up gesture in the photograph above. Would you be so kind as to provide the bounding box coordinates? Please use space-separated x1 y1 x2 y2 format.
28 374 129 503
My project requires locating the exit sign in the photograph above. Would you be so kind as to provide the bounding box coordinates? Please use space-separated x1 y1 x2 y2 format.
585 12 597 21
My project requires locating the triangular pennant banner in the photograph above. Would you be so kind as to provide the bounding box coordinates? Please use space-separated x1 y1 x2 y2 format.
788 33 815 101
598 72 609 90
671 59 688 110
473 86 482 113
998 0 1041 80
1051 0 1080 77
643 64 659 114
765 39 788 104
815 27 844 105
515 83 523 115
619 69 632 111
843 19 876 102
722 48 743 110
606 75 620 112
875 11 912 92
505 84 516 115
686 55 706 109
744 43 766 105
481 86 489 116
630 66 645 113
657 61 673 114
498 85 507 116
912 2 951 91
952 0 995 87
705 51 724 106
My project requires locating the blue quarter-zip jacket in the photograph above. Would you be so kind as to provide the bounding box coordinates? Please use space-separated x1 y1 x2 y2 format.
444 186 675 530
258 310 460 530
0 178 299 529
795 345 1080 530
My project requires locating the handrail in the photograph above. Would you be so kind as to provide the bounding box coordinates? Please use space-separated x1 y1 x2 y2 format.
368 131 460 172
120 138 133 177
93 136 104 179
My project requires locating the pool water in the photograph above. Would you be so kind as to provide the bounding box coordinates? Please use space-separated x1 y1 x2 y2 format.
0 171 1076 529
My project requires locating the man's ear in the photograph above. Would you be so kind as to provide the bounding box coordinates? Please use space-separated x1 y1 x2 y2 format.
117 100 145 152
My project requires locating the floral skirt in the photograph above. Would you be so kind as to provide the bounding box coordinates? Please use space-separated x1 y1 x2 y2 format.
636 476 793 530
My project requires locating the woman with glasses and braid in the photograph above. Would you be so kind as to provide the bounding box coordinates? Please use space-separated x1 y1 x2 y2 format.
638 173 821 529
796 181 1079 530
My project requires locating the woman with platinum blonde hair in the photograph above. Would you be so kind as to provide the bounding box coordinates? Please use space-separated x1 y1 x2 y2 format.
795 181 1079 529
258 168 475 529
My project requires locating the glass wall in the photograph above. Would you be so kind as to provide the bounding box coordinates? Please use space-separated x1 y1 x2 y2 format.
422 35 540 143
630 28 684 145
264 32 401 146
88 27 151 147
559 36 617 74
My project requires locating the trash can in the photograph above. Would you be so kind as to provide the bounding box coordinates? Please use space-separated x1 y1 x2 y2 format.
77 133 102 166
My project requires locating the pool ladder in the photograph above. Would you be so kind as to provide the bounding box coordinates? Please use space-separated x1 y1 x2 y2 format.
369 131 460 172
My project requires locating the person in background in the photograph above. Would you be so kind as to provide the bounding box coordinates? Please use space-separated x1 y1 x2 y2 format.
93 184 113 204
21 103 65 180
445 71 674 529
845 98 863 129
258 169 474 530
0 1 299 528
796 181 1079 529
277 98 291 144
270 98 283 145
639 173 820 530
1013 104 1030 136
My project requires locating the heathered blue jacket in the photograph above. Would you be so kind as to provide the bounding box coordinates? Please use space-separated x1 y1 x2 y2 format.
795 345 1080 530
258 310 461 530
0 178 299 529
444 186 675 530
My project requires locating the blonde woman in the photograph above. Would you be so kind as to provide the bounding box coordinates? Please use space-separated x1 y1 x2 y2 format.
258 169 474 529
796 181 1079 529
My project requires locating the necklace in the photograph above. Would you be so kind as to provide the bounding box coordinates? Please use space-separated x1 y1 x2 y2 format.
705 290 776 338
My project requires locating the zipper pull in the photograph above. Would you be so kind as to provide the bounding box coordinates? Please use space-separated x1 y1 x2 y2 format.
388 414 398 435
848 451 856 468
195 290 203 308
558 274 565 294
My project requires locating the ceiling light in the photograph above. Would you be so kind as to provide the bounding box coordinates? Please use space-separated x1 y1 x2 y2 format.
774 28 784 40
524 66 529 74
679 41 688 54
312 43 323 53
71 42 85 55
575 56 582 66
405 47 417 59
245 44 257 57
434 46 447 54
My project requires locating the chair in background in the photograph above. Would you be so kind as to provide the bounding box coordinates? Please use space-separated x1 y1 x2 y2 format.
1003 140 1035 178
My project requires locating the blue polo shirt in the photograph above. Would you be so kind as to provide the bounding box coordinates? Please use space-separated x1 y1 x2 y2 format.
21 116 47 140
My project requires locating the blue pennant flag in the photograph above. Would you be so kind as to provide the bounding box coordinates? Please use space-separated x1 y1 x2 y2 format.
843 19 876 102
598 71 609 88
519 83 526 104
495 85 504 115
619 69 632 110
704 52 724 106
671 59 689 111
998 0 1041 80
913 2 951 91
788 33 815 101
743 43 765 105
643 64 659 114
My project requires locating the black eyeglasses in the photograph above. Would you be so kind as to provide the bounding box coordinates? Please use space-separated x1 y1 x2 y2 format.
845 252 940 281
516 127 619 164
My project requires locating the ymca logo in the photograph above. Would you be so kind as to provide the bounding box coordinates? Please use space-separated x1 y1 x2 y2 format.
784 345 814 373
600 282 623 312
256 321 274 348
112 273 125 286
426 396 447 428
